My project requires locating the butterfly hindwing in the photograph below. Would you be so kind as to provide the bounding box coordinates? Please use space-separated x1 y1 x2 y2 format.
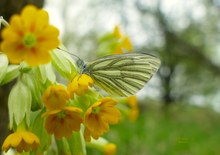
84 53 161 97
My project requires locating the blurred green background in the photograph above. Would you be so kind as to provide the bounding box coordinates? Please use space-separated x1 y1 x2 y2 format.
1 0 220 154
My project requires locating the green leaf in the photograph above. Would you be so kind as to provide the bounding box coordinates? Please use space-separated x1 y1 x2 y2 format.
19 62 32 73
0 53 9 84
51 48 77 80
96 38 119 57
98 33 115 43
0 65 20 85
8 80 32 128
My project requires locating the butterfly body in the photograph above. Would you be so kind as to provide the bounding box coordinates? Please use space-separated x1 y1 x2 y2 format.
77 53 161 97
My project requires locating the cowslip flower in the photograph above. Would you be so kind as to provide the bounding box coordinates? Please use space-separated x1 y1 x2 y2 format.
42 85 70 110
112 25 133 54
67 74 94 96
84 97 121 141
2 130 40 153
127 95 139 122
104 143 117 155
43 106 83 139
1 5 60 66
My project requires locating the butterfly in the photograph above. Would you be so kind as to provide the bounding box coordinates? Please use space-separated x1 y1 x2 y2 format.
75 52 161 97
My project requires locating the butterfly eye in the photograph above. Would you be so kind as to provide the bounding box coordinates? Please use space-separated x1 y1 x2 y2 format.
76 59 85 70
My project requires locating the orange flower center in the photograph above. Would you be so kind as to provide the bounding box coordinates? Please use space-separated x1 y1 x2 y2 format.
23 33 37 48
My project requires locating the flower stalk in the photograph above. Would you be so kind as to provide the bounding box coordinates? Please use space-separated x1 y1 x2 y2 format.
67 128 87 155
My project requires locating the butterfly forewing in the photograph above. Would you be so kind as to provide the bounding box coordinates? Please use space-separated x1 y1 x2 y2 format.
85 53 161 97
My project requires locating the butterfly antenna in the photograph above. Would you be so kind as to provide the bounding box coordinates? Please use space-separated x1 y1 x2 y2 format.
57 47 83 62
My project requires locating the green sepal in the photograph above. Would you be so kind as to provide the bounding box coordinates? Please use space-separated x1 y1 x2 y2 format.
0 53 9 84
0 65 20 85
30 109 51 154
70 95 91 112
35 63 56 85
19 62 32 73
22 73 43 111
8 79 32 128
67 127 87 155
70 88 103 113
51 48 77 80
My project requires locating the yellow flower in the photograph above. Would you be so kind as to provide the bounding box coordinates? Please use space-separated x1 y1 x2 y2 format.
87 138 117 155
2 130 40 153
104 143 117 155
67 74 94 96
127 95 139 122
113 25 122 38
43 106 83 139
112 25 133 54
84 97 121 141
1 5 60 66
42 85 70 110
121 36 133 51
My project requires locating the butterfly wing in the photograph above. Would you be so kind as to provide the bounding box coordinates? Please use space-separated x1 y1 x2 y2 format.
85 53 161 97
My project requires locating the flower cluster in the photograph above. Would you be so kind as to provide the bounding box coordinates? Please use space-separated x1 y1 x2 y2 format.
42 84 83 139
97 25 133 56
42 75 120 142
112 25 133 54
0 4 138 155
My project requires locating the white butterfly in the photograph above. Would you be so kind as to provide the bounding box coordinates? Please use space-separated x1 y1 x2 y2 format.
76 53 161 97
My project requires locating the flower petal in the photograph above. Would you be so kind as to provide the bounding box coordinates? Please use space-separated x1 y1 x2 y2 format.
1 131 39 153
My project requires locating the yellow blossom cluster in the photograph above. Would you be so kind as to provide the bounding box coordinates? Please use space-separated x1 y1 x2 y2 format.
113 25 133 54
0 4 137 155
97 25 133 56
42 74 121 142
42 84 83 139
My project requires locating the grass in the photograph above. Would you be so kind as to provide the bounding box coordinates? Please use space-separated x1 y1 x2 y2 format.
87 103 220 155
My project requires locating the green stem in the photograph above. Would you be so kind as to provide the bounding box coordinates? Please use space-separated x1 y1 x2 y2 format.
56 138 70 155
67 127 87 155
20 152 30 155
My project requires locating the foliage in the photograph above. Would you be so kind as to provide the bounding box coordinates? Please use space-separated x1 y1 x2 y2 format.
88 103 220 155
